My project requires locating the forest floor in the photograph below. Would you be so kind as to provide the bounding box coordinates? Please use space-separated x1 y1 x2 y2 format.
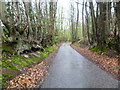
5 44 61 89
71 44 120 80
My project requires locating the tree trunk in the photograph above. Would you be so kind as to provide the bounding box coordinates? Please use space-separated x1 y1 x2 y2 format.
85 2 91 45
82 1 85 44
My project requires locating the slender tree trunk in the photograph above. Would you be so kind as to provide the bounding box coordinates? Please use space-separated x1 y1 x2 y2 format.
75 2 79 41
85 2 90 45
82 1 85 43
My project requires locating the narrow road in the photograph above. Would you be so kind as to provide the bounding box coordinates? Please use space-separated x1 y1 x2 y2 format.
41 43 118 88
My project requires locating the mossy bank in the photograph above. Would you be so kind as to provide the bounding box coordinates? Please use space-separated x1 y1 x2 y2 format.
1 44 57 88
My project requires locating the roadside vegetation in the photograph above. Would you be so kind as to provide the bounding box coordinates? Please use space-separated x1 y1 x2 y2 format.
0 0 59 88
69 1 120 59
2 44 57 88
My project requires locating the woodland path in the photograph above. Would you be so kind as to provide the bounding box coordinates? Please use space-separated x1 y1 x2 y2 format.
41 43 118 88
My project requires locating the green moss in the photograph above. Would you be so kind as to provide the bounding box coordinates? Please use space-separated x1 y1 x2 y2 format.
2 58 19 70
21 61 28 67
11 55 29 67
2 44 57 88
40 52 48 59
90 46 110 55
2 74 14 88
2 76 6 88
103 48 109 55
46 44 56 53
25 44 57 64
11 56 21 64
97 50 102 54
90 47 99 52
2 44 57 70
40 44 56 59
7 65 19 70
90 47 101 54
2 45 12 52
26 58 34 64
33 57 42 63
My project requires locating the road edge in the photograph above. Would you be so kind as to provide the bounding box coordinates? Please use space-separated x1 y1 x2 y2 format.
70 44 119 81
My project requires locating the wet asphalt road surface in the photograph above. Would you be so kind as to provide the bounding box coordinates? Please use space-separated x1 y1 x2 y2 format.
41 43 118 88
